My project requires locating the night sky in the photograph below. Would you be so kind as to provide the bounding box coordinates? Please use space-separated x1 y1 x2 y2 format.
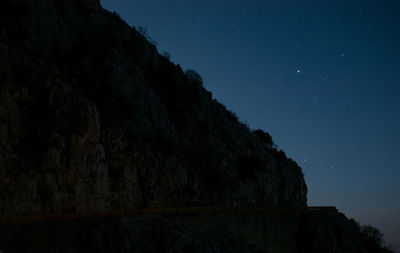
101 0 400 250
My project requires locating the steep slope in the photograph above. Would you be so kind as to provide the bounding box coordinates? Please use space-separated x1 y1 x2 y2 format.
0 0 306 217
0 1 396 253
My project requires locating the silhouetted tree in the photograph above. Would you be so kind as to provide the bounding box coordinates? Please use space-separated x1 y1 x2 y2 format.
185 69 203 85
112 11 121 20
253 129 275 148
137 26 148 37
136 26 157 47
362 225 384 245
359 225 394 253
162 51 171 61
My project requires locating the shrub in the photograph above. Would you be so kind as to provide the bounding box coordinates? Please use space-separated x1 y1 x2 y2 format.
185 69 203 85
136 26 157 47
162 51 171 61
253 129 275 148
112 11 121 20
359 225 394 253
270 149 287 160
361 225 384 245
137 26 148 37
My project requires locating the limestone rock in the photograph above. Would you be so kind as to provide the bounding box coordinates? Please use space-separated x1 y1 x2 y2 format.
0 0 307 217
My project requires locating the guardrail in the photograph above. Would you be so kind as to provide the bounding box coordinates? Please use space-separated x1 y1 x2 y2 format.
0 206 337 224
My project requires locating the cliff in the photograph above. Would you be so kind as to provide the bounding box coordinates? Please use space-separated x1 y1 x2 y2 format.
0 0 306 216
0 1 392 252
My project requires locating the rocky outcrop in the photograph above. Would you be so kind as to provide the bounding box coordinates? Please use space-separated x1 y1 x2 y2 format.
0 1 395 253
0 0 307 217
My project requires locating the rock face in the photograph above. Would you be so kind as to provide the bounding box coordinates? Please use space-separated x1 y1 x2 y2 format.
0 0 307 217
0 1 395 253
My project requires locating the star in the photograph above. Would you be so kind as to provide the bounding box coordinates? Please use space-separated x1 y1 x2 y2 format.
297 69 301 73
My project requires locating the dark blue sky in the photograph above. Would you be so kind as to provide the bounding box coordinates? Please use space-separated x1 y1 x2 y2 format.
101 0 400 249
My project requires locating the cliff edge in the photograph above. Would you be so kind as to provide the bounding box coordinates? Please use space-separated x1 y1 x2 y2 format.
0 0 306 217
0 1 392 252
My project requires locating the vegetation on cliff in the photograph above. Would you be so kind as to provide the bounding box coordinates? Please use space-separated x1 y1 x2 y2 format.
0 0 306 216
0 0 393 252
